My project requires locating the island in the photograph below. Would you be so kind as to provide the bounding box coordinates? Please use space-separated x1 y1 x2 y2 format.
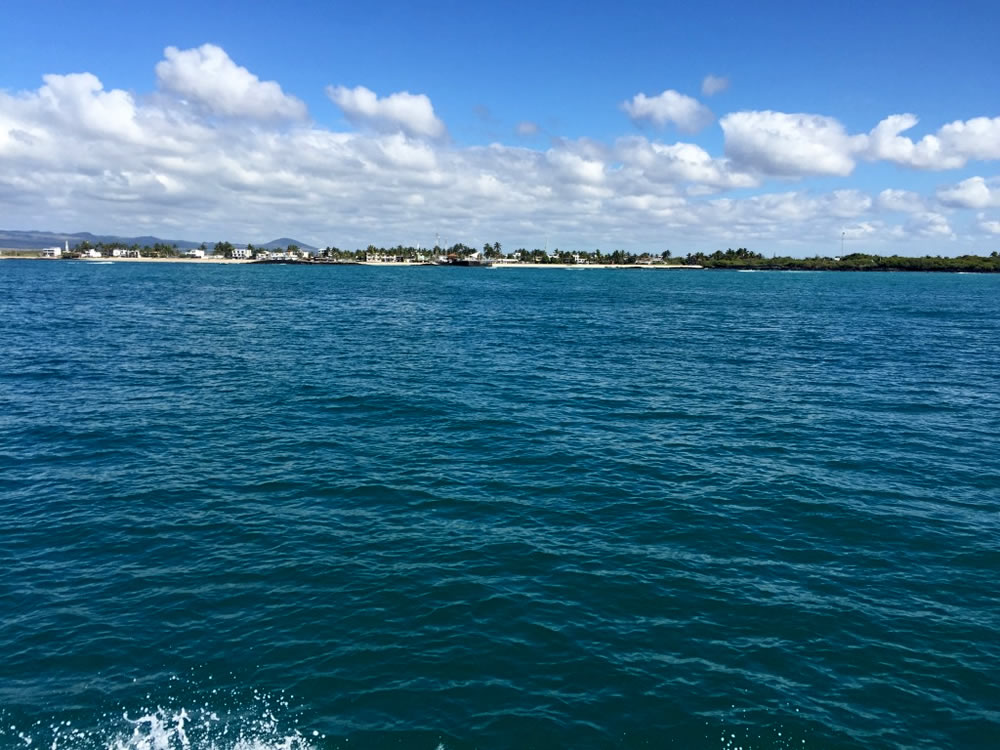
3 238 999 272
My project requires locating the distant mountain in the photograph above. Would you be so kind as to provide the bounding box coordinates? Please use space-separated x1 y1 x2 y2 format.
0 229 317 251
256 237 317 251
0 229 203 250
0 229 319 252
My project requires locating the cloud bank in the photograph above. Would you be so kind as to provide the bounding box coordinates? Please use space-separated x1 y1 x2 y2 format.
1 44 999 253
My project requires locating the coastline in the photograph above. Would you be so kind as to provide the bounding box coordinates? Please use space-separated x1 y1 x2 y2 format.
78 256 254 264
4 255 996 272
0 255 253 264
0 256 700 268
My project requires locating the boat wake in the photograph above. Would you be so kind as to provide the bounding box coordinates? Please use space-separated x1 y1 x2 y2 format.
1 681 318 750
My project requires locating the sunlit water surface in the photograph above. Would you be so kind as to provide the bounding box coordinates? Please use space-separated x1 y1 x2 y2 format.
1 262 998 749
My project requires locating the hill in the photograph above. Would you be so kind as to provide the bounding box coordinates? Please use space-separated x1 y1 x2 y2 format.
255 237 317 251
0 229 203 250
0 229 318 252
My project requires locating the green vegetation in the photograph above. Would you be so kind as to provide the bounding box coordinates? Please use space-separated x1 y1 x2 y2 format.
54 239 1000 272
686 248 1000 272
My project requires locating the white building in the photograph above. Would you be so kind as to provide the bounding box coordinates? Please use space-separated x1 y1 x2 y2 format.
365 251 405 263
41 246 62 258
83 249 102 258
122 248 141 258
185 249 206 258
232 248 251 259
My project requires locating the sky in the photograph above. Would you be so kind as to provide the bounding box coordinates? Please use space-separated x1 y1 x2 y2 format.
1 0 999 255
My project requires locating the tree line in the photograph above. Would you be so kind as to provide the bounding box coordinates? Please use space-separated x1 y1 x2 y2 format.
67 239 1000 272
687 248 1000 272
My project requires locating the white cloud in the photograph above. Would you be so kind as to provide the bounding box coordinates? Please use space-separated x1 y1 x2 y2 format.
863 114 962 169
701 75 730 97
936 176 1000 209
977 214 1000 235
326 85 445 139
0 72 144 149
546 147 606 185
622 90 714 133
877 188 926 214
907 212 954 239
721 111 1000 178
841 221 880 239
827 189 872 218
615 136 757 190
864 114 1000 169
1 46 997 255
701 191 868 231
720 111 863 177
938 117 1000 161
155 44 307 120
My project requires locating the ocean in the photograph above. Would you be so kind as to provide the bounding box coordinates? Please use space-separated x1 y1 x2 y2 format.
1 261 997 749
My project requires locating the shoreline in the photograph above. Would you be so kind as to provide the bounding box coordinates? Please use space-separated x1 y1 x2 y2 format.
3 255 996 272
0 255 253 264
0 256 700 269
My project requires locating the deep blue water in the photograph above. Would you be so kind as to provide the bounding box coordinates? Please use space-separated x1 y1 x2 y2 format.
1 261 998 750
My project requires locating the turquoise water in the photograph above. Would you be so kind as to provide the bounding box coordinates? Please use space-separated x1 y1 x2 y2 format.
1 262 998 749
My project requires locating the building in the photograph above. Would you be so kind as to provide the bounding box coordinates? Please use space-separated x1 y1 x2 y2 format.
232 248 251 260
365 251 404 263
122 248 141 258
185 249 206 259
41 246 62 258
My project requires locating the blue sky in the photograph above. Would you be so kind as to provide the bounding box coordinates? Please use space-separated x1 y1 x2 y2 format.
1 1 999 254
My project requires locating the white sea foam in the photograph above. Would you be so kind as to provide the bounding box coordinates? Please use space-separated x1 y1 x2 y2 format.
2 687 316 750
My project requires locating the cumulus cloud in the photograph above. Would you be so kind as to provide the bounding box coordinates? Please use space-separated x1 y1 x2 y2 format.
0 45 995 254
155 44 307 120
326 85 446 138
864 114 1000 169
863 114 962 169
701 75 730 96
615 136 757 190
877 188 926 214
720 110 1000 178
623 90 714 133
907 212 954 239
977 214 1000 234
546 147 607 186
936 176 1000 208
938 117 1000 161
35 72 143 141
827 189 873 218
720 111 864 177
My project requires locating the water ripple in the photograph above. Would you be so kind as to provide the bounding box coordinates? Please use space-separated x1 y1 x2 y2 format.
1 264 998 749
